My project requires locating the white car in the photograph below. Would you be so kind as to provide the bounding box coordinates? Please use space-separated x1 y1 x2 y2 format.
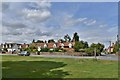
18 51 30 56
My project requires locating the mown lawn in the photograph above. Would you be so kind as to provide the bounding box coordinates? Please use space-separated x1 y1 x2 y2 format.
2 55 118 78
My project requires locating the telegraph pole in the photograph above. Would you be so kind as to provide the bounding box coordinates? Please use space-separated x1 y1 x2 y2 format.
94 48 97 59
109 41 111 54
117 35 120 52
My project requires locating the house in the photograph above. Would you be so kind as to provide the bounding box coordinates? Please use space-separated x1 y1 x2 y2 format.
20 43 29 49
107 43 115 53
1 42 20 52
60 42 74 51
47 43 57 49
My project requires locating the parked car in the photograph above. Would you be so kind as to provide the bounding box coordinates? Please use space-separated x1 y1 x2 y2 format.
101 52 106 56
18 51 30 56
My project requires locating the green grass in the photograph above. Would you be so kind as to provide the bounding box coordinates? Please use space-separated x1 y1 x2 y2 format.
2 55 118 78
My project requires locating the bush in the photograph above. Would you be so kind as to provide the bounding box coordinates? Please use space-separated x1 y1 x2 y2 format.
41 48 49 52
58 50 63 52
54 48 59 52
63 49 67 52
85 48 94 56
49 49 54 52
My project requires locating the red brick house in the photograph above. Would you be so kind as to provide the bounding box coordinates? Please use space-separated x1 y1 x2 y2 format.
32 41 75 52
21 43 29 49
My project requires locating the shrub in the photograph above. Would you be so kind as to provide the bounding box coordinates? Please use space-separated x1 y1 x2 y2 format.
41 48 49 52
54 48 59 52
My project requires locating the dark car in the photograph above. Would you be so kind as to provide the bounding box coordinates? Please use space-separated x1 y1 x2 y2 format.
18 51 30 56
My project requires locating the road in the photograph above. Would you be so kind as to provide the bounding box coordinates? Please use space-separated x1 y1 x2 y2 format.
0 53 119 61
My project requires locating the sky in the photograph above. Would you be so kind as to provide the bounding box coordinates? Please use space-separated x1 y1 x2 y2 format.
1 1 118 48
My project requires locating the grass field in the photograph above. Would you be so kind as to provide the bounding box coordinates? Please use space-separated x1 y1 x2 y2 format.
2 55 118 78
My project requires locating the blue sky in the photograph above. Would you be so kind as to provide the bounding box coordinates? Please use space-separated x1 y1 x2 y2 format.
1 2 118 48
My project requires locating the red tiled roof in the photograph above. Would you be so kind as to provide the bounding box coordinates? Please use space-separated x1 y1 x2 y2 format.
63 42 70 46
35 43 45 48
57 42 62 47
47 43 56 48
21 44 29 48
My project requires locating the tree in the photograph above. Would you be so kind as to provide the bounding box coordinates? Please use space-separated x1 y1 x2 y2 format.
24 45 37 53
73 32 79 42
36 40 44 43
113 41 120 53
84 41 89 48
74 41 81 52
64 34 71 42
73 41 89 52
79 41 84 49
48 39 55 43
97 43 104 53
85 48 94 56
32 39 35 43
87 43 104 56
58 39 65 43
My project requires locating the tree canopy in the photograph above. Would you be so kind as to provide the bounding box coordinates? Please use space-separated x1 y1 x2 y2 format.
48 39 55 43
73 32 79 42
36 40 44 43
64 34 71 42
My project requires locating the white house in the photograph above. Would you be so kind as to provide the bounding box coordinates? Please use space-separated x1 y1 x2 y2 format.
1 43 19 52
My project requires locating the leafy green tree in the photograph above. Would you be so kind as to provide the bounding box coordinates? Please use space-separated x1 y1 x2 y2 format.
36 40 44 43
58 39 65 43
79 41 84 49
23 45 37 53
84 41 89 48
48 39 55 43
113 41 120 53
32 39 35 43
74 41 81 52
64 34 71 42
74 41 89 52
73 32 79 42
87 43 104 55
97 43 104 53
85 48 94 56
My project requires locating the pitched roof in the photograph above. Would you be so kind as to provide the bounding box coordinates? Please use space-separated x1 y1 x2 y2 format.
35 43 45 48
21 44 29 48
47 43 56 48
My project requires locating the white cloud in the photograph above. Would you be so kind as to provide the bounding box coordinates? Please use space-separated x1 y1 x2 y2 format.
99 24 107 28
2 2 52 43
84 19 96 26
23 9 51 22
64 17 87 27
36 1 51 8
